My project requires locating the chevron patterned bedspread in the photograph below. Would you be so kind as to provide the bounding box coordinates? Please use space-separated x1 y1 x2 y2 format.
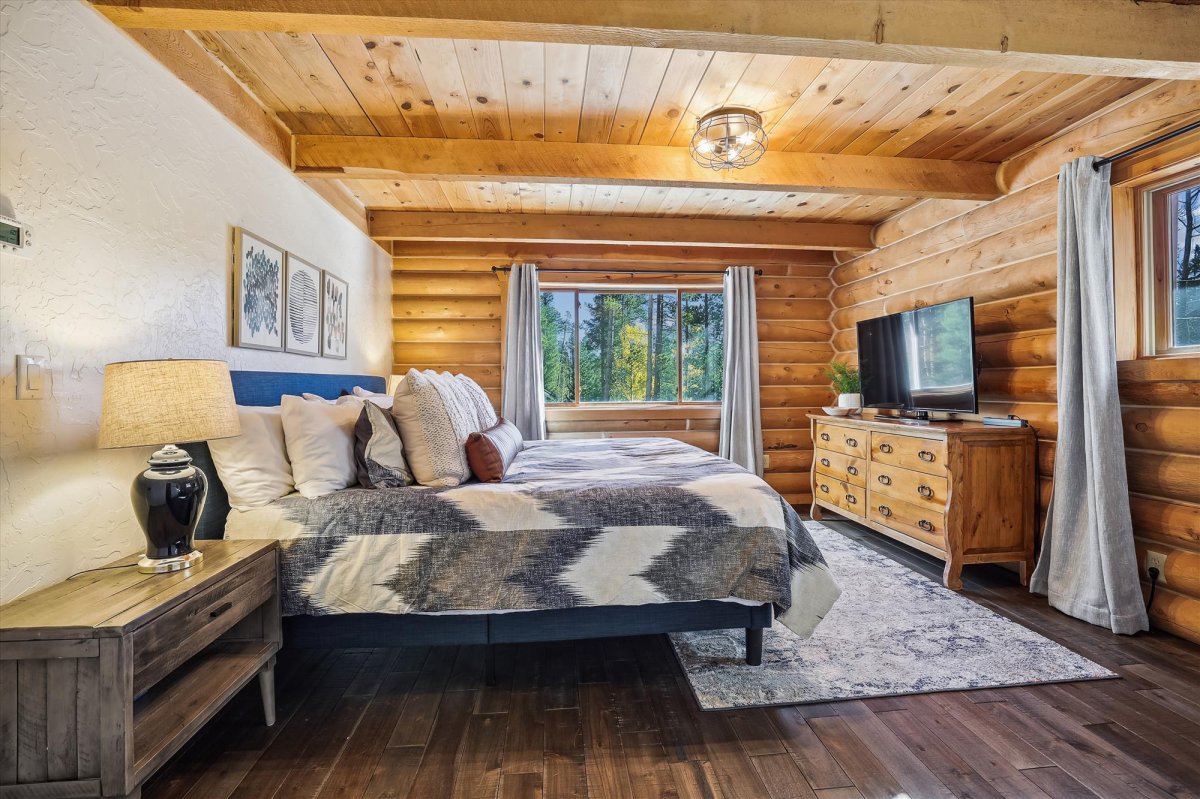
224 437 841 638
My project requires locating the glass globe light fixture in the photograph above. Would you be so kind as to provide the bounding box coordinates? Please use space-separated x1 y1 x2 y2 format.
690 107 767 170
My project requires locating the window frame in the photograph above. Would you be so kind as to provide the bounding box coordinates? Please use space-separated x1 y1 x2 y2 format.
1112 146 1200 361
542 286 724 407
1143 172 1200 356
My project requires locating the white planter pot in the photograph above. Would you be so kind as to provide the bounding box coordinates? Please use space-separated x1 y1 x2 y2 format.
837 393 862 409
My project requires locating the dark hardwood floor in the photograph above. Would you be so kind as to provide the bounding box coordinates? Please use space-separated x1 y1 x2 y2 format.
144 522 1200 799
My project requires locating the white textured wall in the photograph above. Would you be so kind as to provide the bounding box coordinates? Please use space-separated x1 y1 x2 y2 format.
0 0 392 601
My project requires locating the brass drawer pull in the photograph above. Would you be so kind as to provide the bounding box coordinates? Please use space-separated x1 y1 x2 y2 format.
820 458 831 467
878 504 892 517
878 474 892 485
845 494 858 505
846 437 859 448
919 450 936 462
847 465 859 476
209 602 233 620
820 432 831 442
918 485 934 499
879 442 893 454
819 484 830 493
918 520 935 532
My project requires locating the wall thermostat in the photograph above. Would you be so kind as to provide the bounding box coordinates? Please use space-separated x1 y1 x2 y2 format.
0 214 33 257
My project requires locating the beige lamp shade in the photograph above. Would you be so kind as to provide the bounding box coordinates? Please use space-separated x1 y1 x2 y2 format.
99 359 240 449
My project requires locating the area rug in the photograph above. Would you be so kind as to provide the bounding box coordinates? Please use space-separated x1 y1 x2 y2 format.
669 521 1116 710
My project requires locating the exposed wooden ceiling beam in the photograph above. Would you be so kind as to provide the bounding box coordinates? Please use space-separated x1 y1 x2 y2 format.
390 241 835 266
296 137 1002 201
369 211 872 251
122 27 291 167
87 0 1200 80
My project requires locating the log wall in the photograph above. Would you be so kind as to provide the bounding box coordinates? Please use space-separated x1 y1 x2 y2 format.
830 80 1200 643
391 255 835 507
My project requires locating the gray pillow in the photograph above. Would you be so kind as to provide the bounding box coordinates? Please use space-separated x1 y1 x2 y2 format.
354 401 414 489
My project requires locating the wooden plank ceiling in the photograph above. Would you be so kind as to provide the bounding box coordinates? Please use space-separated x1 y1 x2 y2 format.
182 30 1149 227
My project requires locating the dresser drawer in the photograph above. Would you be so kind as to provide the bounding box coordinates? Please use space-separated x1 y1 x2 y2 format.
813 449 867 487
870 432 947 476
814 476 865 516
813 422 867 459
132 551 276 694
871 463 949 509
869 493 946 551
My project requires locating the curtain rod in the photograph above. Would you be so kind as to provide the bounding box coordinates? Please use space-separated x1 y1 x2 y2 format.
1092 120 1200 171
490 266 762 276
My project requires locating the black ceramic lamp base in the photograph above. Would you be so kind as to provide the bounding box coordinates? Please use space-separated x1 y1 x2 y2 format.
130 444 207 574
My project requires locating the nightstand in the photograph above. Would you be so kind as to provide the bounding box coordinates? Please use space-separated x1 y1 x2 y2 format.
0 539 281 799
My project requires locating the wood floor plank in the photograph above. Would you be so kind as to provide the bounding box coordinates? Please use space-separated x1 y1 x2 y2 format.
1019 765 1102 799
543 707 587 799
317 670 419 799
875 708 1006 799
387 646 459 748
362 745 423 799
503 691 545 776
806 716 906 799
751 751 818 799
451 711 507 799
581 682 636 799
405 690 478 799
499 771 543 799
767 707 853 790
621 730 680 799
668 760 726 799
832 701 955 799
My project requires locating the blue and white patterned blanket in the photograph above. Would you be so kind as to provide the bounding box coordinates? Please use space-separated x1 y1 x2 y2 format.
225 438 840 638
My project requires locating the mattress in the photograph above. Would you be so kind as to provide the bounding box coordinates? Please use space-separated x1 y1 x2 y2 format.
225 437 840 638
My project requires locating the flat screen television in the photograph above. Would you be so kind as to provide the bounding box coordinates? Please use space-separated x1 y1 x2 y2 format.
857 297 978 418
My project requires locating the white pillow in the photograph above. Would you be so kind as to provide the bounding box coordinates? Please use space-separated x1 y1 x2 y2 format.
353 384 396 410
454 373 498 430
391 369 475 486
207 405 294 510
280 394 360 498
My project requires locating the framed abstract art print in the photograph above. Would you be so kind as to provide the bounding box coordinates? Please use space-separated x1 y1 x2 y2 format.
284 254 322 356
322 270 348 359
232 228 285 351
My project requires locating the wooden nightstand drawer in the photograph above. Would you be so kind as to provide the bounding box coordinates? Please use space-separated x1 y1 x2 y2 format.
871 432 948 476
132 551 276 695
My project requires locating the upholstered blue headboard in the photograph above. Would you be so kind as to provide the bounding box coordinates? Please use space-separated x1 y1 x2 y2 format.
190 370 387 540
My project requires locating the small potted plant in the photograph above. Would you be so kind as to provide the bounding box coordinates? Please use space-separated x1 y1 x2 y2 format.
825 362 861 411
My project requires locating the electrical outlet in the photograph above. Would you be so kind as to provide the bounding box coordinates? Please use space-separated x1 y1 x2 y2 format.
763 453 770 470
1146 550 1168 584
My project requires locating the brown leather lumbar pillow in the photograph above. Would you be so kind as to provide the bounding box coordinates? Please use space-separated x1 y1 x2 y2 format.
465 417 524 482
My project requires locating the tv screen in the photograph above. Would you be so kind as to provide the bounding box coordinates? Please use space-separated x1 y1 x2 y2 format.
857 298 978 414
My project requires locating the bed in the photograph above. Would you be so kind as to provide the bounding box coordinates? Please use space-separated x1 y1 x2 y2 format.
190 371 840 666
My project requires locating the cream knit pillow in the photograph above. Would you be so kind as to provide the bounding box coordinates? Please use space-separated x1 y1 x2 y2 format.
391 369 475 486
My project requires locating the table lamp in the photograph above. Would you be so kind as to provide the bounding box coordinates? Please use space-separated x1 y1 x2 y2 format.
99 359 240 573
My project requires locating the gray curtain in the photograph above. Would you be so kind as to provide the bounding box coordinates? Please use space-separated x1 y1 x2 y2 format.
1030 157 1148 635
501 263 547 440
719 266 763 476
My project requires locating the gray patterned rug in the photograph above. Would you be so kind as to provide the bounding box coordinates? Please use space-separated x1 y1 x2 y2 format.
670 521 1116 710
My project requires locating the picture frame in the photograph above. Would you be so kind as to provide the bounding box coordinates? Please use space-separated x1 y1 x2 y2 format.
232 228 285 351
322 270 349 359
284 254 322 356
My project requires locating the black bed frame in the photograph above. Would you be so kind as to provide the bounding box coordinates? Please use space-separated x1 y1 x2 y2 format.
190 370 769 667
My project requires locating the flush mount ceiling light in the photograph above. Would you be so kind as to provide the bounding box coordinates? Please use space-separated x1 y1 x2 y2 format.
690 107 767 170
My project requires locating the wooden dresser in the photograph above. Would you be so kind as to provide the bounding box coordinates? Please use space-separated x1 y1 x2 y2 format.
0 540 280 799
808 414 1036 590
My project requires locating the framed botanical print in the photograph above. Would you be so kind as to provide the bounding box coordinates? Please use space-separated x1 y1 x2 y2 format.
284 255 322 356
232 228 285 351
322 270 348 359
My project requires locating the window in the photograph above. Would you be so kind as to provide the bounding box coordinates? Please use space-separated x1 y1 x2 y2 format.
539 289 724 404
1146 174 1200 353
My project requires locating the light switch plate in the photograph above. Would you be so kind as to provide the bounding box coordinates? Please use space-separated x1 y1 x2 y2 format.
16 355 47 399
